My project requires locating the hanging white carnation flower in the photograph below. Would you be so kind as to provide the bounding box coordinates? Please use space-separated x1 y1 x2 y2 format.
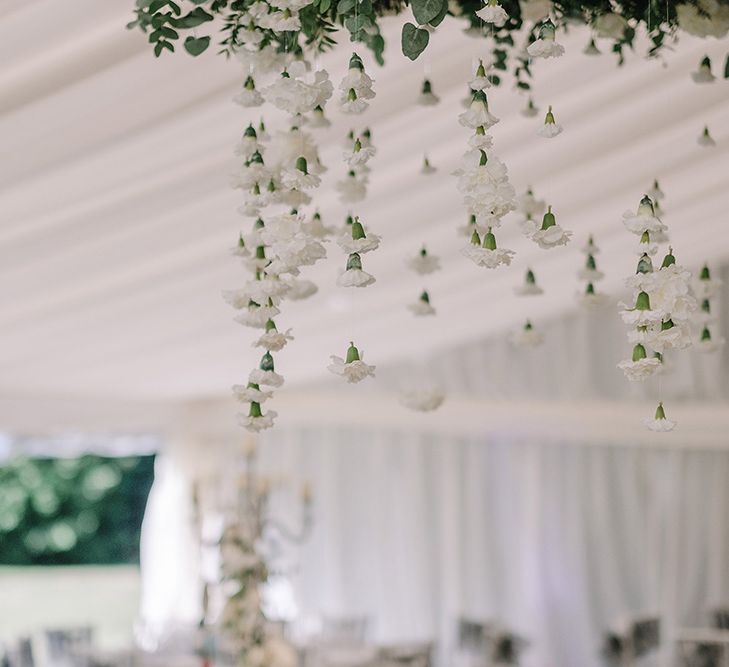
238 401 277 432
577 282 609 307
336 170 368 202
281 156 321 189
476 0 509 25
420 155 437 174
234 299 281 328
517 186 546 219
339 52 375 114
235 124 262 160
511 320 545 347
461 228 515 268
537 106 563 138
302 210 336 238
307 104 331 128
232 382 273 403
343 137 376 169
643 402 676 432
695 263 722 298
283 277 318 300
583 38 600 55
698 125 716 147
418 79 440 105
337 216 380 254
515 268 544 295
399 386 445 412
691 55 716 83
261 6 302 31
408 290 436 316
253 319 294 351
524 206 572 249
231 233 250 259
328 341 375 383
520 97 539 117
577 252 604 282
618 344 662 381
697 325 725 352
337 252 376 287
249 352 284 387
621 195 667 235
231 150 270 191
262 65 333 116
459 90 500 129
527 20 565 58
619 290 664 326
234 75 264 107
407 246 441 274
468 126 494 149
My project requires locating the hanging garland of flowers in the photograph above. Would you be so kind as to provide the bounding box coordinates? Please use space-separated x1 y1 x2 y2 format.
131 0 727 434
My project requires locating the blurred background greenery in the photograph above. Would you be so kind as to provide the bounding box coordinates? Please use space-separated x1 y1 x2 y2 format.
0 454 155 565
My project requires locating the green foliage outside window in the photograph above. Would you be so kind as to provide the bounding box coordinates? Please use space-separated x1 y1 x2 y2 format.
0 455 155 566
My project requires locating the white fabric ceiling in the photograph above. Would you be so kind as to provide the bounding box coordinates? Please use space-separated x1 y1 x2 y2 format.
2 0 729 406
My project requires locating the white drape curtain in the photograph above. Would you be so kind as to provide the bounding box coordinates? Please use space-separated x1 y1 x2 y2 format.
256 427 729 667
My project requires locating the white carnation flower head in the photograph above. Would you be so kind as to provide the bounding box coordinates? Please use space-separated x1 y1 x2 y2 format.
526 205 572 249
695 263 722 298
622 195 667 236
303 210 336 238
408 290 436 316
537 106 563 138
521 97 540 117
328 342 376 383
418 79 440 105
407 247 441 275
339 52 375 114
234 124 261 160
343 137 376 169
577 252 604 282
476 0 509 26
618 344 662 381
583 38 600 55
234 75 264 107
282 156 321 190
578 282 609 307
697 325 725 352
337 216 380 254
283 277 318 300
644 402 676 432
691 55 716 83
511 319 545 347
253 319 294 351
527 20 565 58
337 252 376 288
262 65 333 116
517 186 546 219
234 300 281 328
238 401 277 432
249 352 285 388
399 386 445 412
232 382 273 404
421 156 437 174
515 268 544 296
307 104 331 128
698 125 716 147
459 90 500 130
461 228 515 268
336 170 368 202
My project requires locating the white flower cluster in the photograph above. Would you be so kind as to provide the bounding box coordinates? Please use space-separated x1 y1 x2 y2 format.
328 341 376 383
455 62 519 269
337 215 379 287
694 263 725 352
617 194 697 431
336 128 375 203
227 53 338 432
339 52 376 114
576 236 608 307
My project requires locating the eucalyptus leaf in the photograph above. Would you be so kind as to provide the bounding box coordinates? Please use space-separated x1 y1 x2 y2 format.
401 22 429 60
724 53 729 78
184 35 210 56
429 0 448 26
320 0 332 12
337 0 355 14
345 14 372 34
411 0 443 25
175 7 213 28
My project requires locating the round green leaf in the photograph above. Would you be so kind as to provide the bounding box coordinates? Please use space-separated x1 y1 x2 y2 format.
401 22 429 60
411 0 443 26
184 35 210 56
